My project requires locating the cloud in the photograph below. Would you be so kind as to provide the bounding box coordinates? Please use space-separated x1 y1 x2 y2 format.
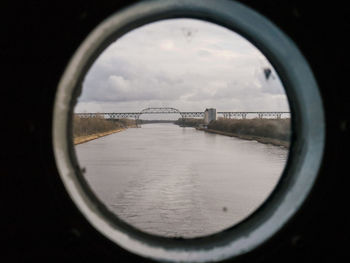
197 49 211 57
81 60 189 103
75 18 289 113
159 39 176 50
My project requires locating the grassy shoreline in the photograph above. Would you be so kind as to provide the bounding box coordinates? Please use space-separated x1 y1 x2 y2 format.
196 127 290 148
73 116 136 145
74 128 126 145
175 117 291 148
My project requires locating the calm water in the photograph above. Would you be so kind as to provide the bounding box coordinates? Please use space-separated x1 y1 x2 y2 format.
75 123 288 238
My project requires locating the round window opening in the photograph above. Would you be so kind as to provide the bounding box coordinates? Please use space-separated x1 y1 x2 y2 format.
74 17 291 238
53 0 324 262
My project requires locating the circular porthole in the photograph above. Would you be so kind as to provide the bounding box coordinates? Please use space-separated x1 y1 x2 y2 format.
53 0 325 262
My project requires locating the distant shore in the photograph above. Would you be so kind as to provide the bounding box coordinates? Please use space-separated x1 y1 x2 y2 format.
74 128 125 145
196 127 290 148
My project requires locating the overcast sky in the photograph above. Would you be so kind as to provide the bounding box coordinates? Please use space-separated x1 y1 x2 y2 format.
75 18 289 114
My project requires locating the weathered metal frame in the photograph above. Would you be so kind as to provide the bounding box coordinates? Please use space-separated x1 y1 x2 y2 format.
53 0 325 262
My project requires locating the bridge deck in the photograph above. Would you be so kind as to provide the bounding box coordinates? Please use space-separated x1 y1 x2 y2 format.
75 110 290 119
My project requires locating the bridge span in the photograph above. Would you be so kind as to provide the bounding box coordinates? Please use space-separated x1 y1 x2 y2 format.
75 107 290 120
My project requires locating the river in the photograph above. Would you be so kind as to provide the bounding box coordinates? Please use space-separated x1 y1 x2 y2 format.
75 123 288 238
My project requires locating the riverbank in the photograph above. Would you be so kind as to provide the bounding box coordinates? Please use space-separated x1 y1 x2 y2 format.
74 128 125 145
196 127 290 148
73 116 136 144
174 118 204 127
175 117 291 148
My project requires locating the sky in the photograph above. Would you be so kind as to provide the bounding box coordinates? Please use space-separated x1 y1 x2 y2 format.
75 18 289 115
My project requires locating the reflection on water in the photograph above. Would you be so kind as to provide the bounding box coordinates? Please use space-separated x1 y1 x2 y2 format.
75 123 288 238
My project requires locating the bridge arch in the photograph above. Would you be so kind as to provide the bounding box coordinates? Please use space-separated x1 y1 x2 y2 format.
137 107 184 120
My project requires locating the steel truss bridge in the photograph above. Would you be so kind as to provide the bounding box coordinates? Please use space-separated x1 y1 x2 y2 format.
75 107 290 120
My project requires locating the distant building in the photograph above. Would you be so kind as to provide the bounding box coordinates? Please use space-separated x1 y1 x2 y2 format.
204 108 217 125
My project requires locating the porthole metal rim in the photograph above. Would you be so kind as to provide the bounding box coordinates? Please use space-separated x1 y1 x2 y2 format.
53 0 325 262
